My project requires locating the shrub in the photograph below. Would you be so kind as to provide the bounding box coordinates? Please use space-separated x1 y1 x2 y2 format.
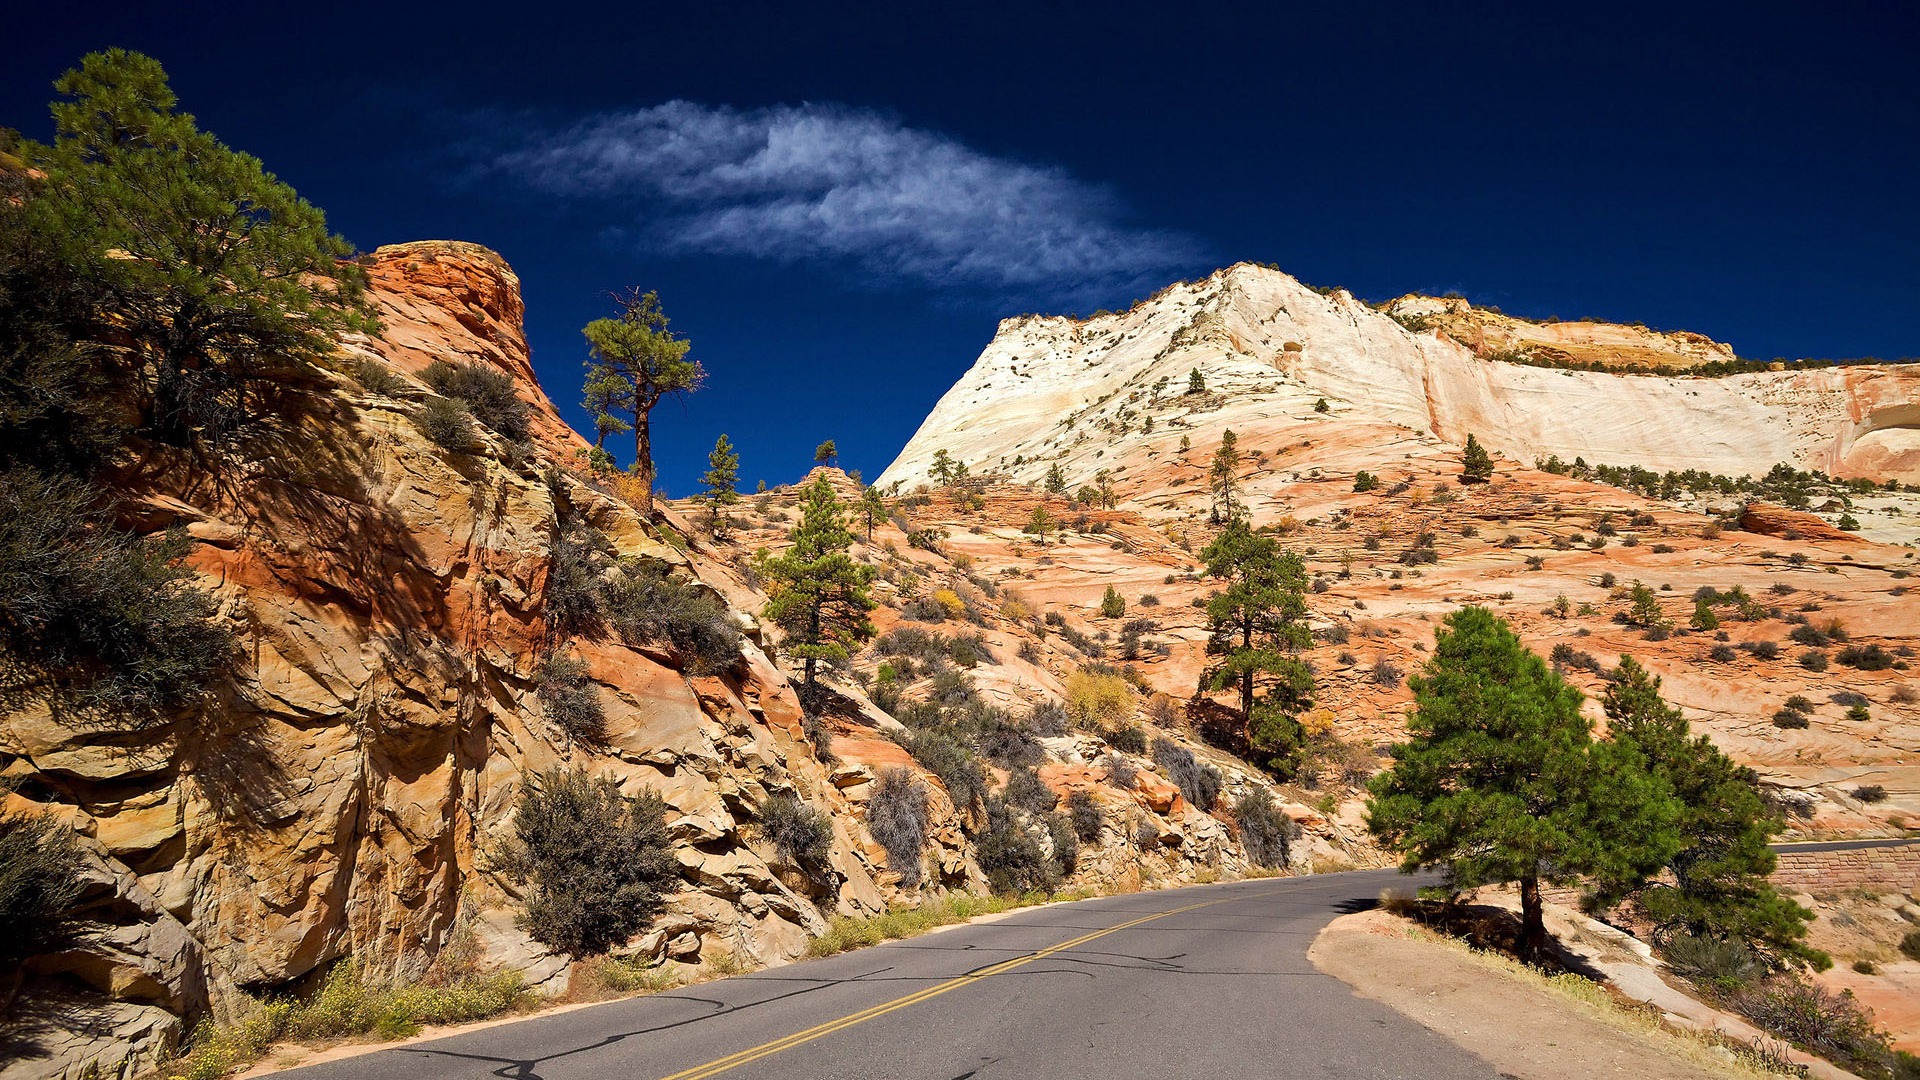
1801 650 1830 672
502 768 678 957
1152 737 1222 812
536 652 605 742
1837 644 1895 671
0 468 234 726
352 357 409 395
1852 785 1888 804
1352 471 1379 493
1099 586 1126 619
978 719 1044 769
421 359 530 442
1138 593 1160 607
0 799 86 968
1772 710 1810 729
1065 669 1134 728
1902 930 1920 962
759 792 833 870
1065 790 1103 843
1664 932 1765 991
802 711 835 763
1731 974 1894 1077
930 588 967 620
601 560 741 674
1102 753 1138 789
907 731 987 818
1709 645 1737 662
1744 640 1781 661
1789 623 1831 648
1234 788 1298 869
867 768 930 886
419 394 476 451
1004 768 1056 814
1107 725 1148 755
1025 700 1070 736
1046 812 1079 878
975 798 1055 894
1846 703 1871 723
1372 660 1404 688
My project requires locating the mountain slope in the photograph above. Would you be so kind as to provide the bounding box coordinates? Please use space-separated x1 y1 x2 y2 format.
879 263 1920 495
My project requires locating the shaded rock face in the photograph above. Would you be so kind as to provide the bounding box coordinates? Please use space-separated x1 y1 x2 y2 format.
0 245 932 1080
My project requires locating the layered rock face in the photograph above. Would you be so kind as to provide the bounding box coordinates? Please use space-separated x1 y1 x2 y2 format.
0 244 948 1079
879 264 1920 492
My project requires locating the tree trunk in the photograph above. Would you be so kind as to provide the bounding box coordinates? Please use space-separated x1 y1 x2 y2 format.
633 406 654 511
1519 873 1547 962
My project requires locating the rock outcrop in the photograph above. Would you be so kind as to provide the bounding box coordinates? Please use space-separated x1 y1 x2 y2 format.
0 245 947 1079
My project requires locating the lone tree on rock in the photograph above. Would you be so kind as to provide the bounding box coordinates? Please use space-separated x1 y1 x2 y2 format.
814 440 837 468
1199 518 1314 775
1461 433 1494 483
762 478 876 693
1187 367 1207 395
699 434 739 537
1366 606 1680 960
857 485 887 542
581 290 702 509
1044 462 1069 497
1209 429 1242 523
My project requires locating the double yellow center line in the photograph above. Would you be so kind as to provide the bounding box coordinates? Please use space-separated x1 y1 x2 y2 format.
657 894 1238 1079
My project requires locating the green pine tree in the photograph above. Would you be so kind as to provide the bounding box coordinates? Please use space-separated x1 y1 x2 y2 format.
1599 657 1821 965
762 478 877 692
1199 518 1314 774
814 440 837 467
1366 607 1680 959
1461 433 1494 483
37 49 375 449
1099 585 1126 619
1044 462 1068 496
1690 597 1719 632
1024 505 1055 543
1187 367 1206 394
857 485 887 542
1209 429 1241 523
581 290 703 509
700 434 740 537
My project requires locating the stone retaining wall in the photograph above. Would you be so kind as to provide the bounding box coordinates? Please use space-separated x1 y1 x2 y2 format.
1771 844 1920 893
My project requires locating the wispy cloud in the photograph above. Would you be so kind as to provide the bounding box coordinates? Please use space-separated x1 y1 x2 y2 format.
486 101 1205 300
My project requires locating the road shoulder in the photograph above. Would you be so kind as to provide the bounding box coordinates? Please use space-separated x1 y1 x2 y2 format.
1308 908 1776 1080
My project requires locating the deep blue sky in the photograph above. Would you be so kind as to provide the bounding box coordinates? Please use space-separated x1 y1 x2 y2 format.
6 2 1916 492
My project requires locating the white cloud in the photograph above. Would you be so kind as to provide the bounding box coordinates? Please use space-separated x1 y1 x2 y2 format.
490 101 1204 298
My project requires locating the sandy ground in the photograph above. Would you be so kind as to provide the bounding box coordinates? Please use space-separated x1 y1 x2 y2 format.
1310 908 1792 1080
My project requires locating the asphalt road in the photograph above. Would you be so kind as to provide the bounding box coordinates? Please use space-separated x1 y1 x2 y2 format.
283 869 1498 1080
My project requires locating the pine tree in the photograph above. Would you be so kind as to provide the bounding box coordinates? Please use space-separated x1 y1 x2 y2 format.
1690 597 1719 632
1199 519 1314 774
857 485 887 542
1366 607 1680 959
1461 433 1494 483
1024 505 1055 543
1044 462 1068 496
929 449 966 486
699 434 740 537
1600 658 1820 964
814 440 837 467
581 290 703 509
1209 429 1241 523
1187 368 1206 395
581 363 633 459
38 49 375 449
762 478 877 692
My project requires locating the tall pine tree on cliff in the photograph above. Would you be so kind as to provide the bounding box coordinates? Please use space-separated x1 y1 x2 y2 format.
1367 606 1680 960
762 478 876 693
1461 433 1494 483
581 290 702 509
699 434 740 537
